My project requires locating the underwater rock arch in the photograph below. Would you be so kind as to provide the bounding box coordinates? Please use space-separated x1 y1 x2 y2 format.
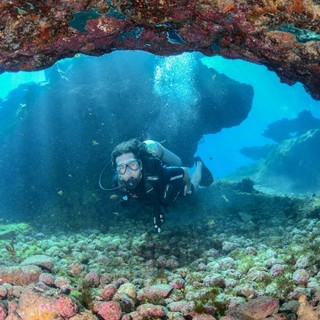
0 1 320 99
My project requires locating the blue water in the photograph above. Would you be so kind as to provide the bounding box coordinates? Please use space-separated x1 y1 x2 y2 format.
0 71 46 99
198 57 320 177
0 52 319 179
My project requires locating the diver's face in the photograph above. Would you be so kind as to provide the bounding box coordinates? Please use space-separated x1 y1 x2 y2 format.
115 152 142 183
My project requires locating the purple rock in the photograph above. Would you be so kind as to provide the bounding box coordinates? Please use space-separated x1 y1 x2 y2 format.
270 264 285 277
137 284 173 304
84 271 100 287
226 296 279 319
292 269 310 285
167 301 189 312
203 274 226 288
136 303 167 318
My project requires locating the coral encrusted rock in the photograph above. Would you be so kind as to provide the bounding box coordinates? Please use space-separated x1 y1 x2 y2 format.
0 1 320 99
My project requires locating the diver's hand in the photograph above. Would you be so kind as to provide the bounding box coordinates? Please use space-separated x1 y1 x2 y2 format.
183 184 193 196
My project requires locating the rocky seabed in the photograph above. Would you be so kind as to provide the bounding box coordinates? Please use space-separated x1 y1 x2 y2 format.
1 207 320 320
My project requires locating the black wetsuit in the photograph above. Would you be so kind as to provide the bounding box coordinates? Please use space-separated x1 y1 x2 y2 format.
120 160 193 231
128 166 190 205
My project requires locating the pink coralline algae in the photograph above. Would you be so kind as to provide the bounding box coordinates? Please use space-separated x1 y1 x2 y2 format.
0 187 320 319
56 295 78 318
0 303 7 320
84 271 100 287
169 278 186 290
7 301 18 315
0 265 41 286
54 276 71 288
137 284 173 304
68 262 85 277
93 301 122 320
226 296 279 319
136 303 166 318
101 284 118 301
17 287 64 319
167 300 189 312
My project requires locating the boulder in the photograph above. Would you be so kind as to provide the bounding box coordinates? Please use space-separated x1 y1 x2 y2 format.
137 284 173 304
253 129 320 192
0 266 41 286
16 287 78 320
20 255 54 271
92 301 122 320
226 296 279 320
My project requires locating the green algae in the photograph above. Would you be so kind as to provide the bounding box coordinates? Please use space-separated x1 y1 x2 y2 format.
70 289 82 300
0 222 31 240
194 287 227 318
70 283 94 310
229 249 255 273
21 245 43 257
273 275 295 298
1 223 33 263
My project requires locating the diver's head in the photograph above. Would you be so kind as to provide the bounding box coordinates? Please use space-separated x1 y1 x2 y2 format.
111 138 152 189
115 152 143 189
111 138 149 167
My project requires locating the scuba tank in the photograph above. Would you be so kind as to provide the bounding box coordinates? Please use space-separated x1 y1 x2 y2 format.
144 140 182 166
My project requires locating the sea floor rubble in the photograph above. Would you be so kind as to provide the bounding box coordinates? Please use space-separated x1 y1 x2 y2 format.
0 182 320 319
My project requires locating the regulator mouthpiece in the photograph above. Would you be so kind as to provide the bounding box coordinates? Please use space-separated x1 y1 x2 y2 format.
125 177 139 189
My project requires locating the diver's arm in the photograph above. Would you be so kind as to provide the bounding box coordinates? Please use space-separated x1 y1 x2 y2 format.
182 168 193 195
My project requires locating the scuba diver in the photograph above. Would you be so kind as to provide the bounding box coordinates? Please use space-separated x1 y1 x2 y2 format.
100 138 213 232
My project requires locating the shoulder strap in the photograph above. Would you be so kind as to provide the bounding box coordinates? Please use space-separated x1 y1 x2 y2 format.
143 157 162 194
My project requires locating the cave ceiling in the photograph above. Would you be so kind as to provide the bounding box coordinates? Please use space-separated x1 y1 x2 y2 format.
0 0 320 99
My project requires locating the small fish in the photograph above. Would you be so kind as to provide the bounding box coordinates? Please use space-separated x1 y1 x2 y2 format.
110 194 118 200
57 190 63 196
92 140 99 146
221 195 229 202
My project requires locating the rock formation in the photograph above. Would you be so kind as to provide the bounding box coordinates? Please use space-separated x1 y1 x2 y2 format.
0 52 253 218
0 1 320 99
238 111 320 192
247 129 320 193
263 110 320 143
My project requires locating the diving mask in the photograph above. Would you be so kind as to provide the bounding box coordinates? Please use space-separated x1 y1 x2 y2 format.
116 159 141 175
